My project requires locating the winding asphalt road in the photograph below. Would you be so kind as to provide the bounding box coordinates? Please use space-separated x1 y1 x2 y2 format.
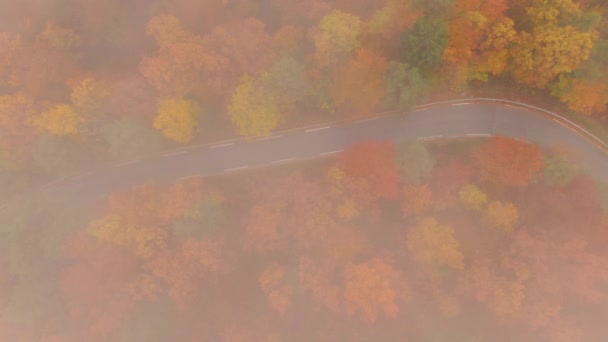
5 99 608 210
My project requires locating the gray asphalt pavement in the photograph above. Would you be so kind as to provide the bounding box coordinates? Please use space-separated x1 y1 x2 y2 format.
12 102 608 208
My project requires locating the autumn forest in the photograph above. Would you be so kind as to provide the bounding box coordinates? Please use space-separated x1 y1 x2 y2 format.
1 0 608 341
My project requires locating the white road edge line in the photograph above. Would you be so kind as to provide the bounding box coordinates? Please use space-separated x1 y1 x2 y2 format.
178 174 200 180
451 103 471 106
552 118 571 129
305 126 331 132
163 151 187 157
210 143 234 149
466 133 492 137
224 166 249 172
417 136 444 140
354 117 379 123
320 150 344 156
504 104 519 109
259 135 281 140
113 160 140 167
271 158 297 164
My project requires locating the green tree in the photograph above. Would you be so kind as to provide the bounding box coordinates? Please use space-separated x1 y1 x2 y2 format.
266 57 311 113
544 154 579 186
101 118 162 159
31 135 86 175
383 61 425 112
401 18 448 72
396 140 436 184
411 0 453 17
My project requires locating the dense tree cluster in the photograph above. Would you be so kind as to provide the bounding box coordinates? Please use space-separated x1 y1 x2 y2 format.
0 0 607 339
1 136 607 340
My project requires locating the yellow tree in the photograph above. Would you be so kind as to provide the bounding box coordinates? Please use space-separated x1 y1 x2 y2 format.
406 217 465 270
458 184 487 210
312 10 362 67
510 0 596 88
477 18 517 76
511 26 595 88
70 77 111 116
482 201 519 232
88 214 167 259
228 74 280 137
153 97 200 143
145 14 189 52
30 104 84 136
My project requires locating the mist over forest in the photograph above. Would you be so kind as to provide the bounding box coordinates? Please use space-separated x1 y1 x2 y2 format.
0 0 608 341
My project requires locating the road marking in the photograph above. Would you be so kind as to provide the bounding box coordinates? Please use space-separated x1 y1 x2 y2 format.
320 150 344 156
305 126 331 132
259 135 281 140
417 135 444 140
178 174 200 180
271 157 297 164
210 143 234 149
415 108 429 112
466 133 491 137
504 104 519 109
163 151 187 157
354 117 379 123
552 119 571 129
224 166 249 172
113 160 140 167
451 103 471 106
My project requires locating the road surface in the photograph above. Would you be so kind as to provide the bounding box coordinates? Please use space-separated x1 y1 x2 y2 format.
6 100 608 210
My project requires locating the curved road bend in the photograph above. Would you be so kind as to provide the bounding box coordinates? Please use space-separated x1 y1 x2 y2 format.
12 102 608 208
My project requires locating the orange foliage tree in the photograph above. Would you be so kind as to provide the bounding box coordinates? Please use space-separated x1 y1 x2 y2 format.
59 233 139 339
331 48 387 117
342 258 407 323
337 140 401 201
474 136 545 188
557 79 608 115
402 183 433 218
245 173 336 254
88 179 205 259
144 238 223 310
202 17 277 97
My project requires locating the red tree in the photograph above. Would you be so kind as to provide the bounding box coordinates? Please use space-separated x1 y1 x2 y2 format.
475 136 545 188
